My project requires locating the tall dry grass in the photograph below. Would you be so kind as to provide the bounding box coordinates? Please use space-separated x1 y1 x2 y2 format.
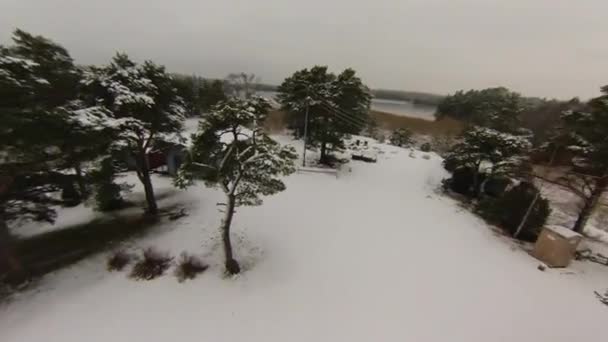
370 110 463 136
264 109 464 137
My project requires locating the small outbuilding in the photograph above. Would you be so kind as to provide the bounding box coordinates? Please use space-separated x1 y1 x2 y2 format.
533 225 582 267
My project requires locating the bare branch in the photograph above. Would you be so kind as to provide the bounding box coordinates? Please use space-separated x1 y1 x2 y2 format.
529 172 587 199
237 146 253 159
192 162 216 170
219 143 236 171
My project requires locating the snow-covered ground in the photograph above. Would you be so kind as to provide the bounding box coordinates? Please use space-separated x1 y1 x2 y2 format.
2 134 608 342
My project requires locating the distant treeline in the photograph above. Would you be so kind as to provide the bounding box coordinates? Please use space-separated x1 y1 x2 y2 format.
248 83 445 106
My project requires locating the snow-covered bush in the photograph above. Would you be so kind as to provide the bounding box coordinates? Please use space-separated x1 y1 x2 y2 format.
420 142 432 152
130 248 173 280
443 126 531 197
174 253 208 282
444 168 512 198
389 128 413 147
476 182 550 241
107 250 133 272
443 167 479 196
482 177 512 197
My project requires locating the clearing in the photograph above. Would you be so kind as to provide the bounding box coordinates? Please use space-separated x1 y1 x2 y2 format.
1 134 607 342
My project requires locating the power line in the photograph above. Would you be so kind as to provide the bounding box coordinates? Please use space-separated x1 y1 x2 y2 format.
318 99 370 125
317 101 369 129
317 105 366 130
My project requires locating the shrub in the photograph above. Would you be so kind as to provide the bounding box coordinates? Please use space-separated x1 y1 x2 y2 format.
442 155 460 173
174 253 208 282
444 167 480 196
476 182 550 241
376 133 386 143
420 142 432 152
482 177 512 197
107 250 133 271
389 128 413 147
130 248 173 280
431 135 456 156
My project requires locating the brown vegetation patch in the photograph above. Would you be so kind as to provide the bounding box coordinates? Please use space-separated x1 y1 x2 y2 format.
370 110 464 136
264 109 464 137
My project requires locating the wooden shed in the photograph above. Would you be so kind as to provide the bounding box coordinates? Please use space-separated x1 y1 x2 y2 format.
533 225 582 267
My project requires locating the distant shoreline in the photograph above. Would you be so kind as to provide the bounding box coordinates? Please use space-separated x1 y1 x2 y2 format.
253 85 444 107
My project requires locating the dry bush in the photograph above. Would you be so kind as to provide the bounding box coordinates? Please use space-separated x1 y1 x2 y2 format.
431 134 456 155
174 252 208 282
264 109 288 133
130 248 173 280
107 250 133 272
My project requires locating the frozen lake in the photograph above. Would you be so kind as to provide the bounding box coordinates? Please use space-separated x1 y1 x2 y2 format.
371 98 436 120
257 91 437 120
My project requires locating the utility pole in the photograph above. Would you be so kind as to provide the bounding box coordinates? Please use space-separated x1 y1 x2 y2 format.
302 92 310 167
514 144 558 238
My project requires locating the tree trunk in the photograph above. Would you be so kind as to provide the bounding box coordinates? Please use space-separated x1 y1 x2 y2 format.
141 168 158 215
572 178 606 233
74 164 87 199
471 162 481 197
477 176 489 198
221 194 240 275
573 199 595 234
0 215 24 284
320 142 327 164
137 151 158 215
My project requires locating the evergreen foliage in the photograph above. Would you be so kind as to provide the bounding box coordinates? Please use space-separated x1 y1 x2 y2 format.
540 85 608 232
476 182 550 241
83 53 185 214
435 87 526 133
172 75 227 115
0 29 110 224
91 158 128 212
277 66 371 163
443 126 531 196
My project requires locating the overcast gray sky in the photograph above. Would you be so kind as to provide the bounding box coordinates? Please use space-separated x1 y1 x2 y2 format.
1 0 606 99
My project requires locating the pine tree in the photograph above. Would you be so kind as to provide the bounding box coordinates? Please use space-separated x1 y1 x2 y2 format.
199 79 227 112
83 53 185 214
176 97 297 274
171 74 199 117
537 86 608 232
436 87 525 133
1 30 112 279
277 66 371 164
443 126 531 196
